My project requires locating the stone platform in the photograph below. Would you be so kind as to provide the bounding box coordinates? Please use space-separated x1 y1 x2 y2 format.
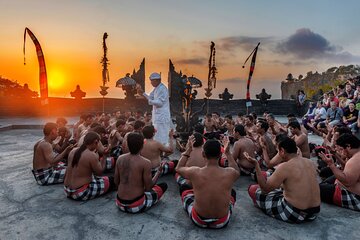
0 128 359 239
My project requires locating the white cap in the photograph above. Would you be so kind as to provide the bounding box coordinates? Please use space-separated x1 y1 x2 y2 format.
149 72 161 81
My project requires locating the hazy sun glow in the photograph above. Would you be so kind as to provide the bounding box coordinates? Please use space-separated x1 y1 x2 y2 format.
47 69 65 91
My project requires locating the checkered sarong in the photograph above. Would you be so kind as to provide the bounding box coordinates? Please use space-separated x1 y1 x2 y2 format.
151 160 178 177
249 185 320 223
181 188 235 229
64 176 110 201
32 162 66 185
175 173 187 185
334 183 360 211
110 146 122 160
116 184 166 213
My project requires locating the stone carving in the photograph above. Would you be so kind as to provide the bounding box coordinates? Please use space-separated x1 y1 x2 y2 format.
219 88 233 101
70 85 86 100
256 88 271 111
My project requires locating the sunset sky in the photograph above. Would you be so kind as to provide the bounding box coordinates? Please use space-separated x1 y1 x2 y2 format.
1 0 360 99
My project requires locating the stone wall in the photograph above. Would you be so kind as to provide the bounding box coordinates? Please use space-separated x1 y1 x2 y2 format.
0 97 303 117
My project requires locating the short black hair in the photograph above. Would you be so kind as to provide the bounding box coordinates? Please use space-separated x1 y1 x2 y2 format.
134 120 145 131
193 124 204 134
203 139 221 159
116 119 126 128
336 133 360 149
43 122 58 136
193 133 204 147
245 115 254 121
234 124 246 136
142 125 155 139
275 133 288 144
278 137 297 154
92 126 106 135
127 133 144 154
288 121 301 130
258 121 269 132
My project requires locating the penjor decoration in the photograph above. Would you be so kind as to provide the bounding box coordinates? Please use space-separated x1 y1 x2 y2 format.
100 32 110 112
242 42 260 113
23 27 48 105
204 41 217 114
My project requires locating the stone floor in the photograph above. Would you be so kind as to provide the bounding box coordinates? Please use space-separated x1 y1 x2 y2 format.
0 128 359 239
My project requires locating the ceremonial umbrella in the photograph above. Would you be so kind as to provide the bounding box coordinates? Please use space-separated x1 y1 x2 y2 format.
116 75 136 87
185 76 202 88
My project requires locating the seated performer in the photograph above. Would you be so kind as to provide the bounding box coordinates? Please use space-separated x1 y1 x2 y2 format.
319 133 360 211
176 137 240 229
175 133 206 186
246 137 320 223
64 132 113 201
32 122 74 185
141 125 177 176
288 121 311 158
114 133 167 213
232 124 258 174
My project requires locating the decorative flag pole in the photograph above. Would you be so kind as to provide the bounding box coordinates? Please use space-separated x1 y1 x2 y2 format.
99 32 110 113
242 42 260 114
23 27 49 106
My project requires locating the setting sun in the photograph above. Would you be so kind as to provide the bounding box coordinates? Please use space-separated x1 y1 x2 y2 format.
47 69 65 91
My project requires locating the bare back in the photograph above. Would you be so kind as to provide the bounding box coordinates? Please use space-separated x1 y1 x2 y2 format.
186 148 206 168
233 137 257 169
33 139 54 170
341 151 360 195
115 154 152 200
272 156 320 209
64 148 102 188
141 139 162 168
187 165 238 218
294 133 310 158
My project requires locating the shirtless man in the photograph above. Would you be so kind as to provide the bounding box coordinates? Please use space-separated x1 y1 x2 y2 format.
141 125 177 176
232 124 258 174
114 133 167 213
176 137 240 229
203 114 217 133
256 120 277 159
319 133 360 211
108 119 126 159
221 115 235 136
175 133 206 185
64 131 113 200
121 120 145 154
288 121 310 158
77 114 94 140
32 122 74 185
246 137 321 223
244 115 257 138
266 113 286 136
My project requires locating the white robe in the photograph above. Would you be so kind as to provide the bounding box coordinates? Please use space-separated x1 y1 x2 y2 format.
143 83 171 145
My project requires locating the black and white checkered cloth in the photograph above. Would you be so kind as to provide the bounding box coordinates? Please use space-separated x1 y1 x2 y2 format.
116 184 166 213
64 176 110 201
254 188 320 223
337 184 360 211
32 163 66 185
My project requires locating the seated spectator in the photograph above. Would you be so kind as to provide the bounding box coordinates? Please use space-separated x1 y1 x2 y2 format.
343 102 358 132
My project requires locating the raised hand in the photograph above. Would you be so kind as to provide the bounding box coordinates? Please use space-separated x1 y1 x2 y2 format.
319 152 334 166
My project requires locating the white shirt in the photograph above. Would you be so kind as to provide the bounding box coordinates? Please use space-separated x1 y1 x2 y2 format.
143 83 171 123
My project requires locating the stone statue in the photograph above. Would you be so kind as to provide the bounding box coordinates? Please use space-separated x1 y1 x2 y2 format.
70 85 86 100
256 88 271 110
219 88 233 101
